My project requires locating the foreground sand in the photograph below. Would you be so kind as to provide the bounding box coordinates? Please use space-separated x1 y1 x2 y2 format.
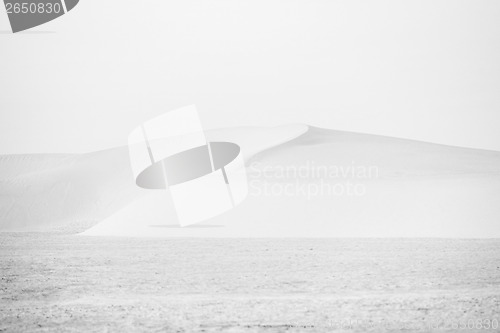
1 234 499 332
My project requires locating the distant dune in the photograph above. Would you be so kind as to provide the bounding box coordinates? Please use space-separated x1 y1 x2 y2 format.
1 124 500 237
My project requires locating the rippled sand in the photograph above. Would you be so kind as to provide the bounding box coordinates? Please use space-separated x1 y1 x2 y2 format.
1 234 499 332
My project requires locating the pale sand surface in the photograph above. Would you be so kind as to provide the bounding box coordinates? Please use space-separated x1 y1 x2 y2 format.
3 125 500 238
1 234 499 332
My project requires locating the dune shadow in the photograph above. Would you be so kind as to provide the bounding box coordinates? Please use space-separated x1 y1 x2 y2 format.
149 225 224 228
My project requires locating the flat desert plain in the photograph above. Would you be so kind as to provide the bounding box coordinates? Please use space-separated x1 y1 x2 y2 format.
1 234 499 332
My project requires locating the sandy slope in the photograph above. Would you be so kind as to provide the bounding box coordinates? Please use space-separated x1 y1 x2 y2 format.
0 125 307 232
0 148 142 232
1 124 500 237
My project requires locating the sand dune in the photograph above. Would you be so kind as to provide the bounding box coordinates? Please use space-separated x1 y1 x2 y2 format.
0 148 139 232
1 124 500 237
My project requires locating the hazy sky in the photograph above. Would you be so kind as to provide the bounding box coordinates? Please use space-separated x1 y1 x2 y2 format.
1 0 500 153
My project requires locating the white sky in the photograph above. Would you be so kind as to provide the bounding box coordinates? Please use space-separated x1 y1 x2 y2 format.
1 0 500 153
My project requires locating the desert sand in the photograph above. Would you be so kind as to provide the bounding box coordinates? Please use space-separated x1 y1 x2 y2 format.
1 124 499 237
1 235 499 332
1 125 500 331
